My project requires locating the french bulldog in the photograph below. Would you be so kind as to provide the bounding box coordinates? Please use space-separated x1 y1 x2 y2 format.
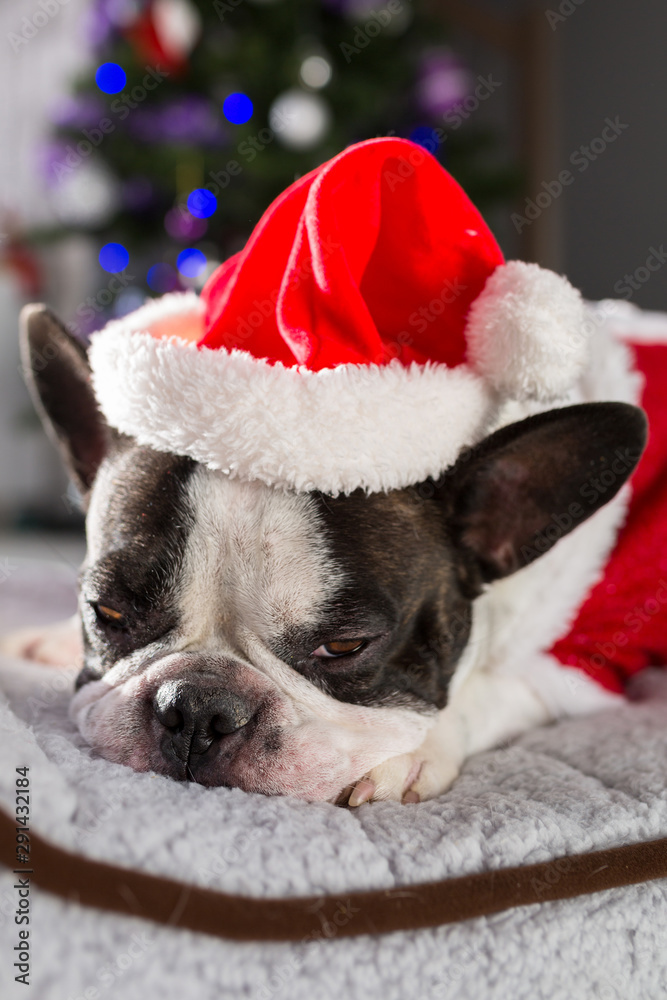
4 305 648 805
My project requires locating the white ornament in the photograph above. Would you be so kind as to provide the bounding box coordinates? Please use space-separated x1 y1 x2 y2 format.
299 55 332 90
49 160 119 228
269 89 331 151
153 0 201 60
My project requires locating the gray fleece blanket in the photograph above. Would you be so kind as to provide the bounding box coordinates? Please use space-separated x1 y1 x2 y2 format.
0 561 666 1000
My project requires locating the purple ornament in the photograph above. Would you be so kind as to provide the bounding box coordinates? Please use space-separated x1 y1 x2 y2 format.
416 49 472 119
164 207 208 242
83 2 114 48
51 95 107 129
37 141 71 186
85 0 145 46
128 98 229 147
147 262 181 294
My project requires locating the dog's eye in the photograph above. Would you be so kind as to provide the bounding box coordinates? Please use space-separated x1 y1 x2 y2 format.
92 603 126 628
312 639 367 658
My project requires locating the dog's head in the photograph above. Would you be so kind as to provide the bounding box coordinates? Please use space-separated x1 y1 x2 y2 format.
22 307 647 800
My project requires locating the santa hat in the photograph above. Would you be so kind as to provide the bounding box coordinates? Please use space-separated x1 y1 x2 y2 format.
89 137 588 496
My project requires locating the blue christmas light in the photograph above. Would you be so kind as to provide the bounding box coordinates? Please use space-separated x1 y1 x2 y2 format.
95 62 126 95
223 92 253 125
408 126 442 153
99 243 129 273
187 189 217 219
177 248 207 278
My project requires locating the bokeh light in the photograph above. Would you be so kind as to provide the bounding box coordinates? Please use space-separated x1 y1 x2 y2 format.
99 242 129 273
113 286 146 317
300 55 332 89
187 188 217 219
147 263 180 293
223 92 253 124
177 248 207 278
408 125 442 152
95 62 127 95
269 90 331 150
164 207 208 241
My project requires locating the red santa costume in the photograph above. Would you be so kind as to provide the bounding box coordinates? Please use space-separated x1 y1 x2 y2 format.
550 328 667 693
87 138 667 714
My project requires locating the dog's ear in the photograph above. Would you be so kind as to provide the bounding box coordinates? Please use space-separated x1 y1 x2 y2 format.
20 304 111 501
443 402 647 590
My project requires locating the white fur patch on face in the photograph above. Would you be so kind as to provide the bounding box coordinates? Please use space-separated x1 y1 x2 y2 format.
175 471 342 649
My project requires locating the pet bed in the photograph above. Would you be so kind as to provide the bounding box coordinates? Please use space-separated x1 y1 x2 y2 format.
1 560 666 1000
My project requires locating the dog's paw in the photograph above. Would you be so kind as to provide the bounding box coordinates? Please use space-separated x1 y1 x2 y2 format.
348 745 462 806
0 616 82 668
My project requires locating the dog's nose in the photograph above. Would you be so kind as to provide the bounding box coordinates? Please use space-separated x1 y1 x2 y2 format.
153 678 252 758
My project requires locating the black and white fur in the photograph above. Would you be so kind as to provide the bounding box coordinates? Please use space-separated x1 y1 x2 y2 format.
3 307 647 804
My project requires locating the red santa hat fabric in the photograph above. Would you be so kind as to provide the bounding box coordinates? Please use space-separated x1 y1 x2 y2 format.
198 138 503 369
88 137 590 495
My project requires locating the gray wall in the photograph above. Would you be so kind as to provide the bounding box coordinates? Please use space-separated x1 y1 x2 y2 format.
455 0 667 308
559 0 667 308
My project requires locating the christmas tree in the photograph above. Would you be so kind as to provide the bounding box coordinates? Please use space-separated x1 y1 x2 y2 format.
44 0 516 331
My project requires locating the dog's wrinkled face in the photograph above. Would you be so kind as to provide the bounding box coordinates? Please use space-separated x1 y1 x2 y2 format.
21 307 647 801
70 442 471 800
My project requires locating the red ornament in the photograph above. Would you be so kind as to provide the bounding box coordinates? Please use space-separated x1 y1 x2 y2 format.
122 0 201 76
0 215 42 297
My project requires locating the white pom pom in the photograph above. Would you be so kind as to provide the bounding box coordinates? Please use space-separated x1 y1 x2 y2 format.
465 261 589 402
